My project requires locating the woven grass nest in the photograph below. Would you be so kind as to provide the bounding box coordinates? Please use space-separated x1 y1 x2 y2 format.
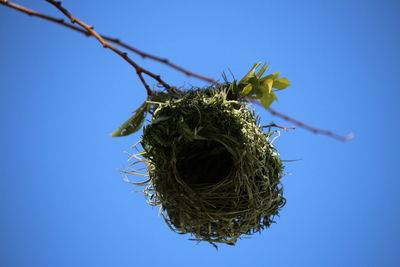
136 85 286 246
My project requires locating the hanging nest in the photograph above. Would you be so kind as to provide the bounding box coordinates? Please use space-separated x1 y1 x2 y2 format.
135 85 286 246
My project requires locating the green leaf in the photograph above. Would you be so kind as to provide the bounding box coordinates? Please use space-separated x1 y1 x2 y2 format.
259 91 277 109
110 101 150 137
238 62 262 84
235 63 291 109
262 72 280 80
255 63 269 78
272 77 291 90
242 83 253 95
261 78 274 95
257 79 276 109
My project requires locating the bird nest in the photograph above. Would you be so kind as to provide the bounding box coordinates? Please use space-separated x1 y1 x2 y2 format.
132 86 285 247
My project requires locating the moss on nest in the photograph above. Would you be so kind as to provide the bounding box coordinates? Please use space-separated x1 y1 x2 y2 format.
138 86 285 246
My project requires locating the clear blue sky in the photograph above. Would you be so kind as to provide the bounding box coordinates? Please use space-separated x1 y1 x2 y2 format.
1 0 399 266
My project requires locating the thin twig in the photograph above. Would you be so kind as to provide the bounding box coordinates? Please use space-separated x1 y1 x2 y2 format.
246 99 353 141
0 0 89 33
105 37 217 84
262 123 296 131
0 0 216 84
268 107 354 141
45 0 172 95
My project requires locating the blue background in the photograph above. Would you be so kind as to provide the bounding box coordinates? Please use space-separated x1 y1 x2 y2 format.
1 0 399 266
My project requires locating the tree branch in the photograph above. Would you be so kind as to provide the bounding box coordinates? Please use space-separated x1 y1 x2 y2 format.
0 0 353 141
44 0 172 96
107 38 217 84
0 0 216 84
268 107 354 141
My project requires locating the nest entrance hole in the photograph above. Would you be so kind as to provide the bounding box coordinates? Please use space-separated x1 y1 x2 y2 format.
177 140 233 187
